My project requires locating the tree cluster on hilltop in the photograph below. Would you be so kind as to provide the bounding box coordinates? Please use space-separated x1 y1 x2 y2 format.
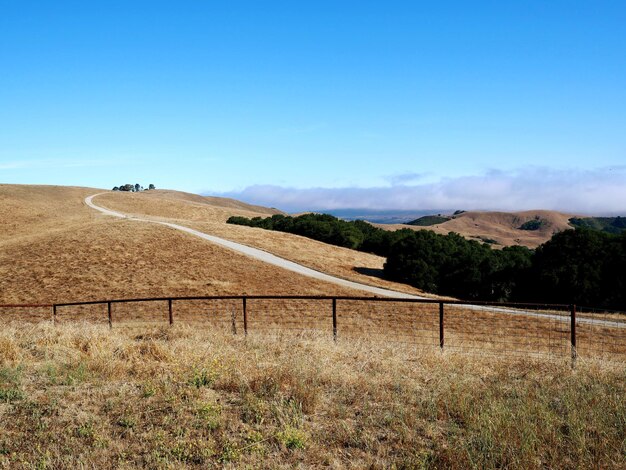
569 216 626 234
112 183 156 192
228 213 626 310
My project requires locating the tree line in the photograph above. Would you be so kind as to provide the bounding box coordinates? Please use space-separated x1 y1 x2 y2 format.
112 183 156 192
569 216 626 234
227 213 626 310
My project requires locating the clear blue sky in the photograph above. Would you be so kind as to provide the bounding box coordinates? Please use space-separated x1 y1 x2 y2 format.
1 1 625 212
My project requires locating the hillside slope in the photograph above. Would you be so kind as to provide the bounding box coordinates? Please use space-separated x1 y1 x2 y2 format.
379 210 576 248
0 185 423 304
0 184 96 241
93 191 426 296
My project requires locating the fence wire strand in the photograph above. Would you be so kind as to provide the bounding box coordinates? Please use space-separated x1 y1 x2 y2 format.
2 297 625 362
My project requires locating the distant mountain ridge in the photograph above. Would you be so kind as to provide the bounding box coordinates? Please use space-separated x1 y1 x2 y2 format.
569 216 626 234
321 209 450 224
287 208 626 248
375 210 578 248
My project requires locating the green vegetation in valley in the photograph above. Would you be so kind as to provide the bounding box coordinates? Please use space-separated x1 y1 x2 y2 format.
518 217 545 231
406 215 451 226
228 214 626 309
227 213 367 250
569 216 626 234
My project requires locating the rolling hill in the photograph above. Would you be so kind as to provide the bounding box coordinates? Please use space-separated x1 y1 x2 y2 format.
0 184 423 305
379 210 577 248
2 185 625 469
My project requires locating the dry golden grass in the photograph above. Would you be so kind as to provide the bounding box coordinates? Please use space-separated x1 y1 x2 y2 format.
1 185 413 305
0 184 97 242
94 191 426 296
0 218 363 305
0 323 624 469
379 209 577 248
21 300 621 362
2 185 625 468
95 189 282 223
2 184 623 363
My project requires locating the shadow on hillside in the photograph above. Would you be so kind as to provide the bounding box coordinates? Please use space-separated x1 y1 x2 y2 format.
353 267 386 279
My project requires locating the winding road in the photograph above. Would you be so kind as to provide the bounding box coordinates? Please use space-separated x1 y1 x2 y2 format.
85 193 626 329
85 193 423 299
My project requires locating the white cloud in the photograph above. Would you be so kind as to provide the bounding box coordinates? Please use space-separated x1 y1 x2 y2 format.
0 161 26 170
213 166 626 214
0 158 121 171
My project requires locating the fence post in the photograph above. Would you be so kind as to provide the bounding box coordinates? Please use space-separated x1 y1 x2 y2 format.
108 302 112 329
243 297 248 336
52 304 57 325
231 310 237 335
439 302 444 351
570 304 577 367
168 299 173 326
332 298 337 342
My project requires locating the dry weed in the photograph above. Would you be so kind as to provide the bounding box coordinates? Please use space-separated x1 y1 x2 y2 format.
0 323 624 469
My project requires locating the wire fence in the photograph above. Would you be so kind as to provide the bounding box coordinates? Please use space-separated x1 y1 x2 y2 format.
2 296 626 364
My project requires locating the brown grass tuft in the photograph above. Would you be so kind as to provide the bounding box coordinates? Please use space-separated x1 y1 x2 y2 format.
0 323 624 468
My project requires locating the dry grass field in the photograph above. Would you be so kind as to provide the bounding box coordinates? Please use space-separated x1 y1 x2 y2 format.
7 294 625 367
1 323 625 469
2 185 624 361
379 209 576 248
34 299 623 362
1 185 423 305
93 190 426 296
2 185 625 468
0 184 95 240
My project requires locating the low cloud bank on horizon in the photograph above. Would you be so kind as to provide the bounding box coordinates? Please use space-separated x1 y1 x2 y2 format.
215 167 626 214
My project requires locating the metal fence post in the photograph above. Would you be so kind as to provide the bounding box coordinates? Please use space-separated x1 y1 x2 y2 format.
20 297 599 363
570 304 577 367
243 297 248 336
332 298 337 342
439 302 444 350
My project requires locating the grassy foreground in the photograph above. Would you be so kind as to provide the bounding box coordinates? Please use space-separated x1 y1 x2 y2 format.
0 323 624 469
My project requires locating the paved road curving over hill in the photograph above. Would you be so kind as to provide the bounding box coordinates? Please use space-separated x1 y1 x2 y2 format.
84 193 626 330
85 193 424 299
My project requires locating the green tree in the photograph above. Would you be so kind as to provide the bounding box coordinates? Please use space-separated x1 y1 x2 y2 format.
530 229 610 307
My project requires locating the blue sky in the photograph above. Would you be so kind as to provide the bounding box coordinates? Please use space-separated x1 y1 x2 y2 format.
1 1 625 212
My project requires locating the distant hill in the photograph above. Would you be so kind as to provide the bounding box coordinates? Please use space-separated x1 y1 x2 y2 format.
0 184 422 304
376 210 578 248
569 216 626 234
406 215 451 226
322 209 446 224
